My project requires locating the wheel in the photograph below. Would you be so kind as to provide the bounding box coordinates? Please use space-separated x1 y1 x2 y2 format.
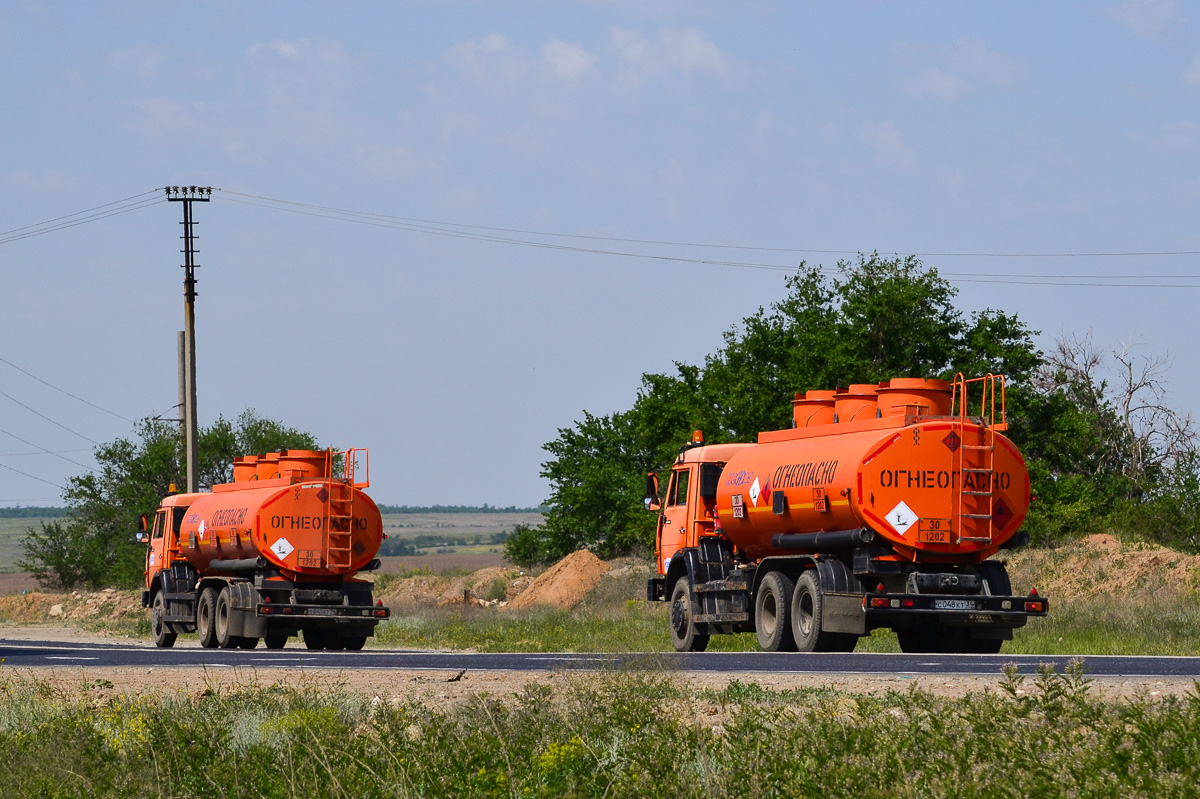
343 635 368 651
754 571 797 652
196 586 219 649
897 624 940 653
215 587 236 649
668 579 709 652
977 562 1012 596
264 634 289 650
790 569 841 652
962 636 1004 654
151 592 177 648
237 637 259 649
832 633 859 653
303 627 328 650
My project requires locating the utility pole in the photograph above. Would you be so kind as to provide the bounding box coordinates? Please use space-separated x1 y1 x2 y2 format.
165 185 212 493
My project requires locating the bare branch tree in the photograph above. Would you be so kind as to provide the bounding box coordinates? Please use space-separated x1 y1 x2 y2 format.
1037 332 1195 491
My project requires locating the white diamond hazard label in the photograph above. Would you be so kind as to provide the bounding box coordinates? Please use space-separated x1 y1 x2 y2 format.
886 501 918 535
270 537 295 560
749 477 761 506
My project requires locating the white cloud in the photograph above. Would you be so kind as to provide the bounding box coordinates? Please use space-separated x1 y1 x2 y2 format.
609 26 731 86
861 120 915 172
542 39 597 81
108 44 166 80
444 33 533 88
1143 120 1200 153
1109 0 1179 37
248 38 349 67
895 38 1026 101
4 169 74 193
1185 54 1200 85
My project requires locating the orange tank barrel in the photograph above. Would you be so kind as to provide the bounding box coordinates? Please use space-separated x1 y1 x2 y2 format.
716 416 1029 562
792 390 837 427
176 477 383 578
834 384 879 423
876 378 953 418
255 452 281 481
232 455 258 482
279 449 327 481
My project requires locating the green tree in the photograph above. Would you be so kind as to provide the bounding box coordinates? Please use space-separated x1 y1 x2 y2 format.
519 254 1042 564
20 410 317 589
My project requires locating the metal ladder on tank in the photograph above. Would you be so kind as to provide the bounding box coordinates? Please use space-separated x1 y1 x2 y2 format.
322 449 368 571
951 374 1005 544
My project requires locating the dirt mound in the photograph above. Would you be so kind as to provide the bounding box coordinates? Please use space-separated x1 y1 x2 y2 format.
377 567 532 609
0 588 145 623
1008 534 1200 601
503 550 611 611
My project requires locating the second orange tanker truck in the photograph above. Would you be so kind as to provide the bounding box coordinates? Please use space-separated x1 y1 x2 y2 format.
139 448 389 650
646 375 1048 654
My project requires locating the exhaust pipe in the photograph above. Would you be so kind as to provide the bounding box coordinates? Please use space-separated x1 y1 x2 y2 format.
771 527 875 550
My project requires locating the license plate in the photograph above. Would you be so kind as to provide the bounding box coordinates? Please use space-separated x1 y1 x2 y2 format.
307 607 337 616
933 599 975 610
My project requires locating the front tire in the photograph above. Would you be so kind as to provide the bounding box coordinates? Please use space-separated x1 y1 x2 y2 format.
669 579 709 652
196 586 219 649
151 592 177 648
755 571 797 652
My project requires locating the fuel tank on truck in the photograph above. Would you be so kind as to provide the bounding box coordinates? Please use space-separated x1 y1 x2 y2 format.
175 449 383 580
714 378 1029 563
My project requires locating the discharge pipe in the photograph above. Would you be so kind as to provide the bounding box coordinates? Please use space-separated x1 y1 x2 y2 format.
771 528 875 550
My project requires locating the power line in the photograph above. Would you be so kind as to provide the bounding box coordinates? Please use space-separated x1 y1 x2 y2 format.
0 461 65 490
0 448 91 458
216 189 1200 288
0 389 100 445
220 189 1200 260
0 190 162 246
0 355 135 423
0 427 93 471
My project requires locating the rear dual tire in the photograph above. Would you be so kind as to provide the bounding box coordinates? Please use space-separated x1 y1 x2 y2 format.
790 570 855 652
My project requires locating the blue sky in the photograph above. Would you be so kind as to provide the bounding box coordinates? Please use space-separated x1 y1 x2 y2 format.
3 1 1200 506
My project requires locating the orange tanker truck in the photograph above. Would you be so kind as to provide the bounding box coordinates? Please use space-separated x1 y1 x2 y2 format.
138 448 389 650
645 375 1048 654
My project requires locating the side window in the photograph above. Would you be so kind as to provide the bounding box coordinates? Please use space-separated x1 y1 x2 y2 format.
152 511 165 540
171 508 185 536
670 469 690 507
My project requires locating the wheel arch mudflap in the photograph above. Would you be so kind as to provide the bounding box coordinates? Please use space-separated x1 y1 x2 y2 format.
815 556 866 635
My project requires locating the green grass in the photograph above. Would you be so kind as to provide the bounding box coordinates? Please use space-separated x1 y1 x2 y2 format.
375 566 1200 656
0 664 1197 797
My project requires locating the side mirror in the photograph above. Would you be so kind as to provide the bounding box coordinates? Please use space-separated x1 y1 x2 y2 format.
139 514 149 532
644 472 661 511
136 532 149 544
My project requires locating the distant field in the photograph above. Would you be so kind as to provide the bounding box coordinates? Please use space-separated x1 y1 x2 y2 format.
0 517 51 573
378 510 542 558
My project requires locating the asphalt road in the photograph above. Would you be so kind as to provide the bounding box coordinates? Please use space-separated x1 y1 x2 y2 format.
2 638 1199 678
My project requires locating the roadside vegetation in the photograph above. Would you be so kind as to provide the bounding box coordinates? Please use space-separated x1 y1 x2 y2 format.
0 664 1197 798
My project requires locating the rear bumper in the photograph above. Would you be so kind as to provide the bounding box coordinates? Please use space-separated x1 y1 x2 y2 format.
864 592 1048 628
256 603 390 621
